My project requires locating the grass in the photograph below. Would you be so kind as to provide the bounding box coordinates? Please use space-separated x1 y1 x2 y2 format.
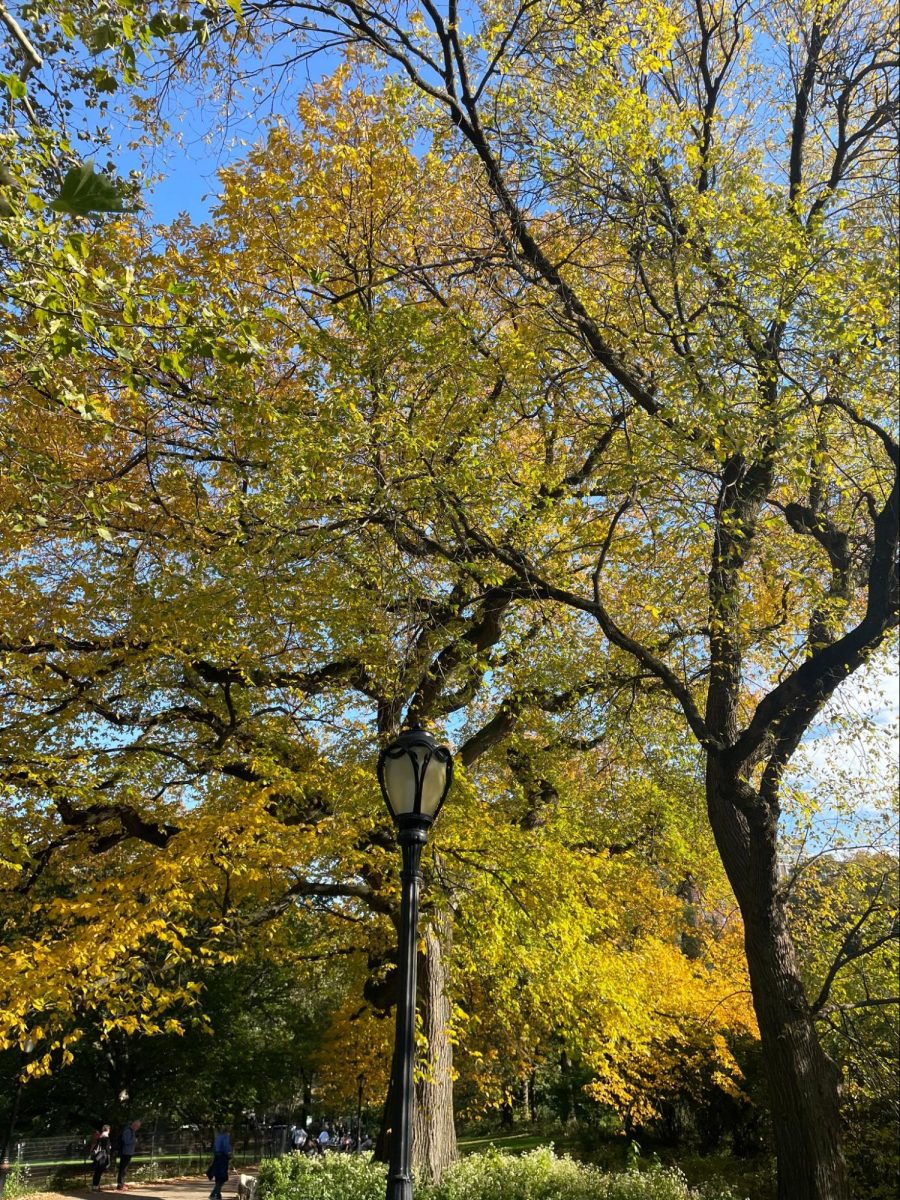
459 1135 549 1156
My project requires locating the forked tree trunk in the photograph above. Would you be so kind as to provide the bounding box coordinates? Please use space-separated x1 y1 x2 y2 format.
708 761 849 1200
413 913 457 1182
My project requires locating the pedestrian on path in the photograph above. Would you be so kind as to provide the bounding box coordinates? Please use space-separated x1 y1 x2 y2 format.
207 1128 232 1200
116 1120 141 1190
90 1125 112 1191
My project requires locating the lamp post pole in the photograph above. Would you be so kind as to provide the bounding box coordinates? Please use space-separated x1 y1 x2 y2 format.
385 826 426 1200
356 1073 365 1153
376 725 453 1200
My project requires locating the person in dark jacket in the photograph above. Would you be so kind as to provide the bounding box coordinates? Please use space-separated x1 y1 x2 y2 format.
207 1128 232 1200
116 1120 140 1190
90 1125 112 1191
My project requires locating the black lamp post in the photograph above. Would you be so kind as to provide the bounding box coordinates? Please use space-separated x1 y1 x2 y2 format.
377 725 453 1200
356 1072 365 1152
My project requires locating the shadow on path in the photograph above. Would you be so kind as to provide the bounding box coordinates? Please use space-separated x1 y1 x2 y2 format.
50 1177 254 1200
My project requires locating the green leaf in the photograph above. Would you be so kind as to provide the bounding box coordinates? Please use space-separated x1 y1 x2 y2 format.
49 163 136 216
2 74 27 100
148 11 173 36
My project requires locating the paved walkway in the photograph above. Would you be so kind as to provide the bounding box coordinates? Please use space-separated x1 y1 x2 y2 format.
35 1178 253 1200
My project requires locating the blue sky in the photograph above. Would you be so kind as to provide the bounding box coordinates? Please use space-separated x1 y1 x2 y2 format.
88 31 345 226
109 103 272 225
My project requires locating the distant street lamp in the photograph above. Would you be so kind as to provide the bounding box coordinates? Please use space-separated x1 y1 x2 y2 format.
377 726 453 1200
356 1073 365 1152
1 1037 35 1167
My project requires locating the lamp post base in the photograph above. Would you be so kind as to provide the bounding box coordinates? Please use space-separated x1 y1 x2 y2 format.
386 1172 413 1200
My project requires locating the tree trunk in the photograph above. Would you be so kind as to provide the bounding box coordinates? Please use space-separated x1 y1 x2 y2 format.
707 762 849 1200
559 1051 577 1125
744 907 847 1200
413 913 457 1183
523 1072 536 1124
374 1076 393 1165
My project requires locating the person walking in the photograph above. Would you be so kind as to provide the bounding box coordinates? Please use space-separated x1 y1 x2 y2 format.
290 1125 306 1154
207 1128 232 1200
90 1125 112 1191
116 1120 140 1191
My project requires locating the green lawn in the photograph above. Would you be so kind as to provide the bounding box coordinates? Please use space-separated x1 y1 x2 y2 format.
459 1134 549 1156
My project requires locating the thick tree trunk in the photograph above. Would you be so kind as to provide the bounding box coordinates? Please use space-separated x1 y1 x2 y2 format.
707 761 849 1200
373 914 457 1179
413 914 457 1183
744 906 847 1200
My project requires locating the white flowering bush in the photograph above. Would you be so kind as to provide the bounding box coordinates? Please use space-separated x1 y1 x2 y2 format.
257 1148 741 1200
432 1149 739 1200
431 1147 600 1200
257 1152 387 1200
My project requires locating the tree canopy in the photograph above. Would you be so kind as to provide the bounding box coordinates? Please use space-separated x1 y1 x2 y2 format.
0 1 897 1196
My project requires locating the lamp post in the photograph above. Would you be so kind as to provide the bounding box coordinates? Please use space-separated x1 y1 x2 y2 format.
356 1073 365 1152
377 725 453 1200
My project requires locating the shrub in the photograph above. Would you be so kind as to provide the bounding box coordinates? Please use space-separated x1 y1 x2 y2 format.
428 1146 598 1200
257 1149 741 1200
431 1149 740 1200
257 1152 387 1200
1 1162 33 1200
131 1160 165 1182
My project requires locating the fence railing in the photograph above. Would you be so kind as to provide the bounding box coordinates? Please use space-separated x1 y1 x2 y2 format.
1 1129 286 1193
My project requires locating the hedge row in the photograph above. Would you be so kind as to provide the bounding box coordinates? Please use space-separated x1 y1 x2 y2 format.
257 1147 742 1200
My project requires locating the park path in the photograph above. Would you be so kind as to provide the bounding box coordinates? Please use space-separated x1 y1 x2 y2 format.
102 1180 250 1200
30 1177 254 1200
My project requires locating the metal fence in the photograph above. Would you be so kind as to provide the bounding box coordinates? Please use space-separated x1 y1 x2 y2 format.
1 1127 285 1193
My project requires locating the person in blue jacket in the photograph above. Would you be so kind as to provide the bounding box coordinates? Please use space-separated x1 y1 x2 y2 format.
116 1120 141 1191
207 1128 232 1200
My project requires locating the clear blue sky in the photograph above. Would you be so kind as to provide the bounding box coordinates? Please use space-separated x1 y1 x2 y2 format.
87 38 339 226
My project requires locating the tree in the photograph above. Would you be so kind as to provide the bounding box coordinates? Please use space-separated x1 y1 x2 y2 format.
139 1 897 1193
0 66 759 1184
3 0 897 1188
788 849 899 1198
0 924 348 1137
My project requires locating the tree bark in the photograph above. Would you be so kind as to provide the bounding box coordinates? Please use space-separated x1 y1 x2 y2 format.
523 1072 536 1124
744 906 847 1200
413 913 457 1183
707 760 849 1200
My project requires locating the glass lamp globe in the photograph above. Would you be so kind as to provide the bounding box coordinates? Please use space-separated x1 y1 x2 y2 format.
377 725 453 828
